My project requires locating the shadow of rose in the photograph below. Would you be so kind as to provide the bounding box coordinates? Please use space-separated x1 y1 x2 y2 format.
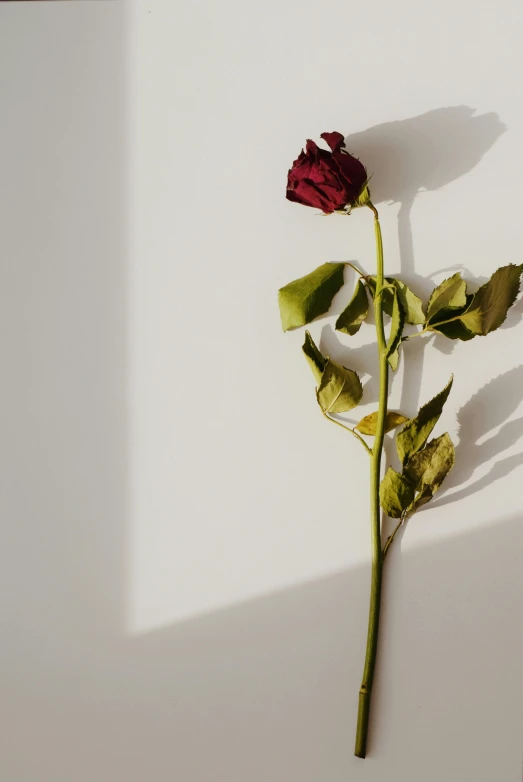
343 106 506 420
343 106 505 209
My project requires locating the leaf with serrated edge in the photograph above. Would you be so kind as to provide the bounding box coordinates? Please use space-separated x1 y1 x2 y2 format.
392 278 425 325
379 468 415 519
317 358 363 414
404 432 455 490
302 331 326 383
459 264 523 336
367 277 424 325
426 273 467 323
335 279 369 335
388 349 400 372
407 485 433 515
431 294 475 340
404 433 455 515
356 411 409 436
434 318 475 341
396 377 453 465
387 288 405 370
278 262 345 332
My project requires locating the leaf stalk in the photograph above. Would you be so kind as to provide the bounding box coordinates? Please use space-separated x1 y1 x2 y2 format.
320 407 372 456
382 515 404 559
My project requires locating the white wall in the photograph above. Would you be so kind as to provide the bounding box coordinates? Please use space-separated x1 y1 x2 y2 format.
2 1 523 780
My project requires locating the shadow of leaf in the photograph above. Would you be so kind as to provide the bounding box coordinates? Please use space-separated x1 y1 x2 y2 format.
344 106 506 420
429 366 523 509
308 109 515 523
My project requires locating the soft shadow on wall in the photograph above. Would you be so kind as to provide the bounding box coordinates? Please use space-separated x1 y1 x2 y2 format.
322 109 507 420
344 106 506 280
0 0 128 744
3 515 523 781
339 107 507 421
432 364 523 508
1 18 520 779
319 107 513 541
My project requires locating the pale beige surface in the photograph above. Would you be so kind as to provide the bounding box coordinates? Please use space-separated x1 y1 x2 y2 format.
1 0 523 779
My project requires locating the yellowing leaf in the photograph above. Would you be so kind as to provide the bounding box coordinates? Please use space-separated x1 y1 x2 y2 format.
396 377 453 465
459 264 523 336
302 331 326 383
335 279 369 335
316 358 363 414
426 273 467 323
379 468 415 519
278 262 345 332
355 411 409 436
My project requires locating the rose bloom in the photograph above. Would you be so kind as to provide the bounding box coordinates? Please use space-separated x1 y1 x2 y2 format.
286 132 367 214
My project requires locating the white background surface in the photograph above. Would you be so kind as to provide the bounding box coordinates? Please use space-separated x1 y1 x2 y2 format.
1 1 523 780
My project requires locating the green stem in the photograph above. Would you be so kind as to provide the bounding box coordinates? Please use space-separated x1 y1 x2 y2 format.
354 203 388 759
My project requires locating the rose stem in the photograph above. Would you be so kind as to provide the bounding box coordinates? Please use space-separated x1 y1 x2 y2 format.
354 202 388 759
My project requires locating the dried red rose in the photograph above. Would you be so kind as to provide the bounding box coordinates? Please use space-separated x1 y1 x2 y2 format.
286 132 368 214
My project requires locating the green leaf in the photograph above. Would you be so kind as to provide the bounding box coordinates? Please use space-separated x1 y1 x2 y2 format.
390 278 425 325
355 411 409 436
366 278 407 369
396 377 453 465
426 273 467 323
407 485 434 515
404 433 455 514
367 277 425 325
386 288 405 370
335 279 369 335
404 432 455 488
430 294 475 341
278 262 345 332
388 349 400 372
429 265 523 339
316 358 363 414
459 264 523 336
433 319 475 341
379 468 415 519
302 331 326 383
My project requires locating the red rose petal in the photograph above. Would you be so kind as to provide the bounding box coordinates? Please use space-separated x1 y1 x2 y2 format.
320 131 345 151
